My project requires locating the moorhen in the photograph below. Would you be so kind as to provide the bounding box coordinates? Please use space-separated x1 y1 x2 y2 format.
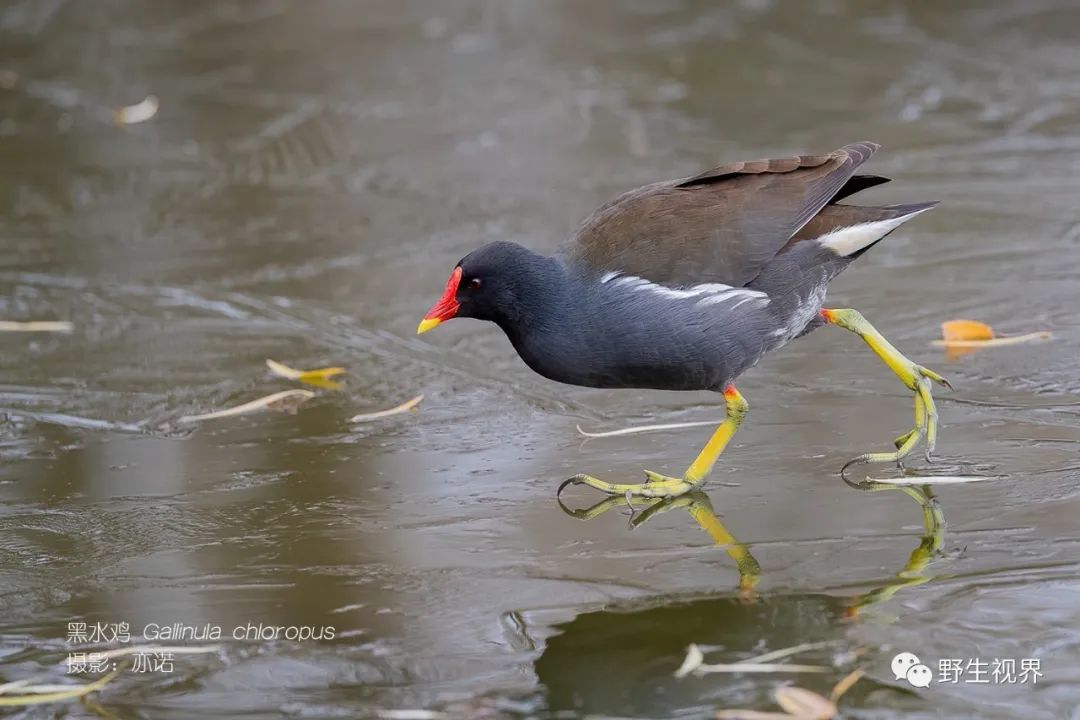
418 141 949 499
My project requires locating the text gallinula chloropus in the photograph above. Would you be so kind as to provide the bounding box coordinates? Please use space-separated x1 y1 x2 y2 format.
418 141 949 499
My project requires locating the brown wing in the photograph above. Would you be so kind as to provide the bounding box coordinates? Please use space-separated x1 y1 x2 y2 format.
564 141 880 287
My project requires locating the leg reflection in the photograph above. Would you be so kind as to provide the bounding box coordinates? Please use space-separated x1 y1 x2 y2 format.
557 485 761 601
846 482 945 617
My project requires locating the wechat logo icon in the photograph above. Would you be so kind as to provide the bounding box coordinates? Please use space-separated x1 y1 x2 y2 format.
892 652 932 688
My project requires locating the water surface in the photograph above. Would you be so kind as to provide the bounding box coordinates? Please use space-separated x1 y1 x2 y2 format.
1 1 1078 718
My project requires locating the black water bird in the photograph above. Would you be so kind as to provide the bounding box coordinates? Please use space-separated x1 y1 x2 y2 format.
418 141 949 498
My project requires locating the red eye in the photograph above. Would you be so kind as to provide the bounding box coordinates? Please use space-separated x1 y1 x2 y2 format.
468 278 482 290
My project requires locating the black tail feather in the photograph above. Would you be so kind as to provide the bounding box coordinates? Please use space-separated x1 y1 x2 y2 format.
830 174 891 203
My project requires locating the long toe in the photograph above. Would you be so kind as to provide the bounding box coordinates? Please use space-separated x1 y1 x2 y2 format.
563 470 696 499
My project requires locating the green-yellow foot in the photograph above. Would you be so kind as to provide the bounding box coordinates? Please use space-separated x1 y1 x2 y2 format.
822 308 952 475
561 385 748 500
565 470 696 500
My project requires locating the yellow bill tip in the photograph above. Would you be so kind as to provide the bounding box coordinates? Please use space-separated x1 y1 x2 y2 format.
416 317 441 334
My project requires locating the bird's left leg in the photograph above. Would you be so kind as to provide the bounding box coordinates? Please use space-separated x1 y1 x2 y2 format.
820 308 950 472
565 385 748 500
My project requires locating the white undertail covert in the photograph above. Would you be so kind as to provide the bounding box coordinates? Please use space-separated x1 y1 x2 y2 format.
817 206 933 257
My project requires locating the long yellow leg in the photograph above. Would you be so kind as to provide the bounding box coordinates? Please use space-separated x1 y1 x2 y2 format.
892 392 925 451
566 385 749 499
821 309 950 473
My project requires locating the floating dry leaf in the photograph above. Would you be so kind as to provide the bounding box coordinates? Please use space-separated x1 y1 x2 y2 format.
0 320 73 333
349 394 424 423
690 662 829 674
743 642 835 665
577 419 718 438
685 644 862 719
941 319 994 342
177 389 314 424
862 475 998 485
716 681 855 720
932 331 1051 349
934 318 1050 358
0 680 32 694
773 687 837 719
0 668 122 707
0 644 218 707
677 642 833 680
114 95 159 125
266 358 346 390
829 668 865 703
674 643 705 678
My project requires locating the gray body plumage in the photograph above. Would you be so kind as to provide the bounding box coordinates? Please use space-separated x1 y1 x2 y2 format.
507 261 775 391
500 242 842 392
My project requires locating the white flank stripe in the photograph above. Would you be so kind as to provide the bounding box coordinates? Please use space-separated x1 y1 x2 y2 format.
607 274 769 307
726 294 767 310
695 289 741 307
817 207 932 257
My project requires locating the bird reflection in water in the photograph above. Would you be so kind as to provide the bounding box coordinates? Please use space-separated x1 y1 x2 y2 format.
556 478 945 614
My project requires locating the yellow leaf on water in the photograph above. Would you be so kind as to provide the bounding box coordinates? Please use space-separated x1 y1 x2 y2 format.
266 359 346 390
941 319 994 342
774 687 836 719
934 319 1050 357
830 668 865 703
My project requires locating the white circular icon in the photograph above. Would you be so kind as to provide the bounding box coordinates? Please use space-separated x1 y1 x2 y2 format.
906 663 933 688
891 652 921 681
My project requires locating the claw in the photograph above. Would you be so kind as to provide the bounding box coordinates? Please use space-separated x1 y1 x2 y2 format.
557 476 581 499
841 455 868 478
623 490 638 523
920 365 953 390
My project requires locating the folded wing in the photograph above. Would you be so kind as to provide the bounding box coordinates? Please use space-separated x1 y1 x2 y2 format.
564 141 880 288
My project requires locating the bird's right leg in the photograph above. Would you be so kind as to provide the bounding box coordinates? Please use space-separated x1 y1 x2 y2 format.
820 308 950 474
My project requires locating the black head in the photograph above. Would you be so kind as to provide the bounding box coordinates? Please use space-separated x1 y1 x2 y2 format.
417 241 560 334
